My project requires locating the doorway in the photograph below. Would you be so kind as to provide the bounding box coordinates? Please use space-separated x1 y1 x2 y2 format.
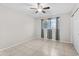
41 17 59 40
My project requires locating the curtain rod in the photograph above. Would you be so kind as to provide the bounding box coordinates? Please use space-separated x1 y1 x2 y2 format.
72 8 79 17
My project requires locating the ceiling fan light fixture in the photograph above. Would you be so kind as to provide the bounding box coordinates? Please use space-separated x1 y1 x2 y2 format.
30 3 50 14
37 8 42 12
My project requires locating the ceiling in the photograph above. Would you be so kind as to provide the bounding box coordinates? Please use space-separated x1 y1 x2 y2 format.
0 3 76 18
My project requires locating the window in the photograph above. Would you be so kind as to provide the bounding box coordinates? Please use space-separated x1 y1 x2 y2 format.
42 18 57 29
51 18 56 29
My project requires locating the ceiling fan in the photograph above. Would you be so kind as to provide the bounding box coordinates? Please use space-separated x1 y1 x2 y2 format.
30 3 50 13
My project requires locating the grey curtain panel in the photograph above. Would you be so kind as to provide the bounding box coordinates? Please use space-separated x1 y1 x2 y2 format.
56 17 59 40
47 29 52 39
41 29 44 38
41 19 44 38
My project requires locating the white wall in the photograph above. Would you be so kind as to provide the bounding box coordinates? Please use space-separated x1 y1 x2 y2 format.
34 18 41 39
35 13 71 43
59 14 71 43
71 4 79 53
0 5 35 49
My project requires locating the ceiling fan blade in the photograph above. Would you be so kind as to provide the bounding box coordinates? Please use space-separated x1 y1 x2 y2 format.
37 3 41 8
42 11 46 13
35 11 38 13
37 3 40 7
30 8 36 9
43 7 50 9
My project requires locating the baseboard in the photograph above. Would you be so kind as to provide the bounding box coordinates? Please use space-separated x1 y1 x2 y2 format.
59 40 72 44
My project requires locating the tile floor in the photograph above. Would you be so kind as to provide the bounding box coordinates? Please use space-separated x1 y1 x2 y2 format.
0 39 78 56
